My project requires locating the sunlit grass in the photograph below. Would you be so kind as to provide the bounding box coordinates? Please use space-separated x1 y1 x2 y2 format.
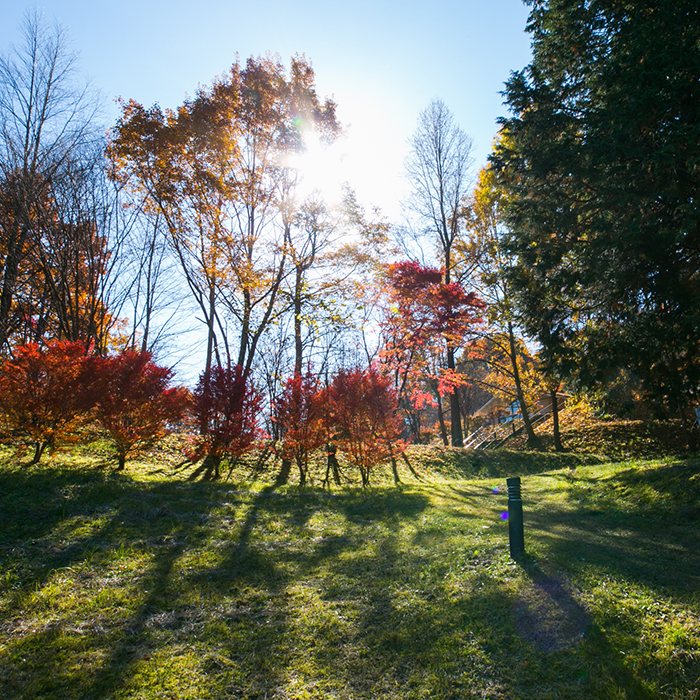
0 447 698 698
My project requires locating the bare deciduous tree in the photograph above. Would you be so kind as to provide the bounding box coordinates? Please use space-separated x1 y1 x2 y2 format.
0 10 103 350
403 99 475 446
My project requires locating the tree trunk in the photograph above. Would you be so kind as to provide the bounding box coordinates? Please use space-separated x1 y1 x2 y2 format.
408 406 421 443
551 388 563 451
447 347 464 447
444 236 463 448
296 456 307 486
508 322 539 447
0 220 29 350
294 268 303 376
434 389 449 446
449 390 464 447
202 453 221 480
360 466 370 487
275 457 292 486
390 456 401 484
325 444 342 486
282 264 305 485
117 453 127 470
29 441 47 465
204 283 217 377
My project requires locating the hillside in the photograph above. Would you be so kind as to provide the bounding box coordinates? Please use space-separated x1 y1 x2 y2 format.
504 403 695 462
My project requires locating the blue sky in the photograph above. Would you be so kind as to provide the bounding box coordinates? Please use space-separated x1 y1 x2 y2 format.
1 0 533 219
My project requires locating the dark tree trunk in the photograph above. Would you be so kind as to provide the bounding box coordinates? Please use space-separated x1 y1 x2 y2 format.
551 388 563 451
408 407 421 443
296 456 307 486
390 456 401 484
0 220 29 350
325 444 342 486
200 453 221 481
449 390 464 447
434 389 449 446
446 345 464 447
275 457 292 486
360 466 370 487
29 441 47 465
508 322 539 447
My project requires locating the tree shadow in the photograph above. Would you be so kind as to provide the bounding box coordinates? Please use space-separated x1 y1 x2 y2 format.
1 464 697 698
73 540 187 698
0 468 220 698
507 556 660 698
513 564 591 653
523 469 700 602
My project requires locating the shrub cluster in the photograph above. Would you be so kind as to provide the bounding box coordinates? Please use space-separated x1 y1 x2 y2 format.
0 340 189 468
0 341 406 484
187 365 405 485
271 367 405 486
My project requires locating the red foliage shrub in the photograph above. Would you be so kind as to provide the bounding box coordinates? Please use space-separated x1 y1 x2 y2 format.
326 367 405 486
93 350 190 470
189 363 263 479
0 340 97 463
271 372 326 484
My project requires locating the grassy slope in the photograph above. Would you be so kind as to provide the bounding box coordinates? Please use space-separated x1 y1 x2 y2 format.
508 402 694 461
0 444 699 699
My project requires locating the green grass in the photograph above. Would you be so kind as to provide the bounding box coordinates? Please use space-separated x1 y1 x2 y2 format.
0 446 699 699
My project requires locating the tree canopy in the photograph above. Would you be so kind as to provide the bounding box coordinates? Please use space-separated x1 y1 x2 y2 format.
492 0 700 420
402 100 476 445
108 55 341 377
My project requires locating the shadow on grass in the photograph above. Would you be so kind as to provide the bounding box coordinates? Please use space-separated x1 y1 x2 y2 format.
515 563 591 652
0 467 440 698
79 541 187 698
1 463 697 698
0 466 220 698
409 445 603 481
511 558 658 699
523 467 700 602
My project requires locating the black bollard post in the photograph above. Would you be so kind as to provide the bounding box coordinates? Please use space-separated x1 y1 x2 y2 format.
506 476 525 559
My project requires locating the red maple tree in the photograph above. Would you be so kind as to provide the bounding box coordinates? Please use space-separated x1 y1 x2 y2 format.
188 363 263 480
381 261 483 444
326 367 405 486
0 340 97 463
271 372 326 485
93 350 190 470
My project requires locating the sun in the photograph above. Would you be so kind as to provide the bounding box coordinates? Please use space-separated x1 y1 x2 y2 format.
289 130 349 205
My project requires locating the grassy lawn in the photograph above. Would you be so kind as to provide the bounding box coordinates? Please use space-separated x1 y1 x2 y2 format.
0 446 699 699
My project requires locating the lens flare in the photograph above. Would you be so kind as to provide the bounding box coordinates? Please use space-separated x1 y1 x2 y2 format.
287 130 348 204
501 511 509 520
